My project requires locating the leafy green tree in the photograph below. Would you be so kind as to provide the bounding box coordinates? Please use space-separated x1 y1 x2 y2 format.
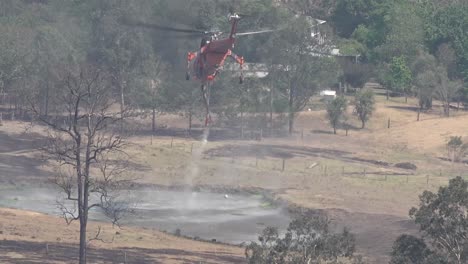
354 88 375 128
385 56 412 100
423 2 468 80
245 212 358 264
412 52 438 109
0 0 24 18
458 85 468 109
333 0 392 44
409 176 468 264
0 21 37 121
390 234 445 264
267 15 340 134
375 1 425 62
129 55 168 133
415 71 437 110
339 60 372 92
446 136 468 163
326 96 347 134
433 67 460 117
338 38 367 58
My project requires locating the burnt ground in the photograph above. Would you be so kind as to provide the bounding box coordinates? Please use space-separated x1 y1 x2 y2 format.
205 144 414 173
0 130 48 186
312 209 419 262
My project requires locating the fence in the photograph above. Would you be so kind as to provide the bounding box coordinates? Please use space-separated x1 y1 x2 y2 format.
151 138 467 188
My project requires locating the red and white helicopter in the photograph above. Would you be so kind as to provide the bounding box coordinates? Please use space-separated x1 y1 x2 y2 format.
127 13 275 126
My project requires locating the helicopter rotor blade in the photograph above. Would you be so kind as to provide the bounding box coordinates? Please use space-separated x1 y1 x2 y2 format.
121 18 207 34
236 29 276 36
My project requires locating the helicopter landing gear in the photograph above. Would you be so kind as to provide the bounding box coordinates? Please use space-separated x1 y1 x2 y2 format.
228 50 244 85
186 52 196 81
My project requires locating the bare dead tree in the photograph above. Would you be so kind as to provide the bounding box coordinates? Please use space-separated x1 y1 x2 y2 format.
31 64 134 264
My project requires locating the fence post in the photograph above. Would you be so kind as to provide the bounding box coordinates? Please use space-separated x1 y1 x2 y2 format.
406 175 409 183
417 109 420 121
46 243 49 255
255 156 258 168
301 129 304 141
341 166 344 176
426 175 429 185
385 174 388 181
282 159 286 172
170 137 174 148
363 168 366 178
387 118 391 129
191 143 194 154
260 129 263 141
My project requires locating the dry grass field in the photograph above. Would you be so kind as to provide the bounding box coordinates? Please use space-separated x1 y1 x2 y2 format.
0 89 467 263
0 208 244 263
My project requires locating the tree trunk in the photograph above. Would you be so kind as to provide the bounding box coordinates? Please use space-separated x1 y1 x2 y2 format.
188 110 192 132
79 214 87 264
269 88 273 133
152 107 156 133
44 84 49 118
361 119 365 129
44 65 50 118
81 175 90 264
288 86 294 134
289 111 294 134
333 125 336 135
240 99 244 139
120 83 125 132
78 175 90 264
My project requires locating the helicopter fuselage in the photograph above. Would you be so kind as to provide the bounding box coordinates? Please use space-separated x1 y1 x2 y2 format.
191 37 236 82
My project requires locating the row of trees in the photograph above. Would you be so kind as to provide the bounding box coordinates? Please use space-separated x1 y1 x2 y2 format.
332 0 467 113
1 1 467 134
0 0 346 135
2 1 465 136
245 212 360 263
327 88 375 134
247 176 468 264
